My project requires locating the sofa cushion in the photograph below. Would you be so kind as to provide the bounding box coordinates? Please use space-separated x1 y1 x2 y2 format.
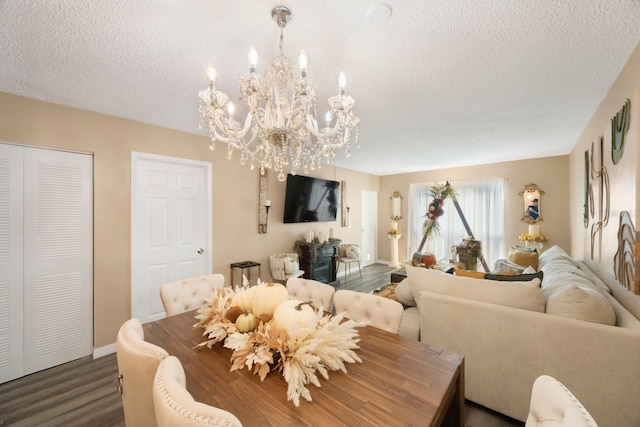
394 278 416 306
507 246 539 270
546 284 616 325
406 265 546 312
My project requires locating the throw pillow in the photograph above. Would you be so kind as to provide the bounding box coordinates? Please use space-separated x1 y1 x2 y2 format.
493 258 526 275
283 257 294 275
484 271 544 285
394 278 416 306
454 270 485 279
546 285 616 325
406 265 546 312
346 245 361 259
508 246 539 270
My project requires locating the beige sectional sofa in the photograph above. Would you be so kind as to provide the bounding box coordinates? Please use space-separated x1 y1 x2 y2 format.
397 245 640 427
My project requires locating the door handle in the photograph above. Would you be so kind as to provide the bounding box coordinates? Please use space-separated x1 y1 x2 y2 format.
197 248 204 254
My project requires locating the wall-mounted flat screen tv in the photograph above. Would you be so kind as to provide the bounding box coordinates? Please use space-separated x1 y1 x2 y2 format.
283 174 339 223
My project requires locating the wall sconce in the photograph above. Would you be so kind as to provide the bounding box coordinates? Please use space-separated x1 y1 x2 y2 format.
259 199 271 234
346 205 350 228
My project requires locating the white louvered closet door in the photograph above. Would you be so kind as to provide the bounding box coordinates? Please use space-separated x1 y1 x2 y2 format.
22 147 93 375
0 144 25 384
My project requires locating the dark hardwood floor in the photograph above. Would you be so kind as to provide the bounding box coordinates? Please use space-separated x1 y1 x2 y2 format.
0 263 523 426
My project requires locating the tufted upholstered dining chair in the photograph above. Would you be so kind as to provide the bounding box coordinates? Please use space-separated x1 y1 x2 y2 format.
338 244 362 281
159 274 225 317
333 289 404 334
116 318 169 427
269 253 305 282
286 277 336 312
153 356 242 427
526 375 598 427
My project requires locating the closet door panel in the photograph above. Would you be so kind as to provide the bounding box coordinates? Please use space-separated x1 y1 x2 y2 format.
23 148 93 374
0 144 24 383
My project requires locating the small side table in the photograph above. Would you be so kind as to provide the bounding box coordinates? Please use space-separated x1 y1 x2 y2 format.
230 261 261 286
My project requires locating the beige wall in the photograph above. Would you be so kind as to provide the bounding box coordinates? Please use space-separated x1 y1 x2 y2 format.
568 41 640 307
0 92 378 348
378 156 571 264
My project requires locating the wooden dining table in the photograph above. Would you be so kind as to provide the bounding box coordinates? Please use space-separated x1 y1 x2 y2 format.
143 310 465 426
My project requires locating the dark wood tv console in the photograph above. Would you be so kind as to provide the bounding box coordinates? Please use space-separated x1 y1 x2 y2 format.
295 239 341 285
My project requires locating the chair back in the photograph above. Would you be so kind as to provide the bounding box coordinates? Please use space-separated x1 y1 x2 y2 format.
525 375 598 427
269 253 304 281
160 274 224 316
333 289 404 334
116 318 169 427
339 244 361 261
153 356 242 427
286 278 335 312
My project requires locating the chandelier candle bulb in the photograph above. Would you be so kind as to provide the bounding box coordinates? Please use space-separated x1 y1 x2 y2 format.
248 45 258 72
338 71 346 95
206 63 217 84
298 50 308 77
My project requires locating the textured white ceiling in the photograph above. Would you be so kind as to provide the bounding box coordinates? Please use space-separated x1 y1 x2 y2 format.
1 1 639 175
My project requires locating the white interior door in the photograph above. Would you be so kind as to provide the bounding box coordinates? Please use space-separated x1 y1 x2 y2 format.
361 190 378 267
0 144 25 383
131 152 212 323
23 147 93 375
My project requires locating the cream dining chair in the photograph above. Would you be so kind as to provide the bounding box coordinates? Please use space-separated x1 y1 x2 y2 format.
153 356 242 427
286 277 336 312
159 274 225 317
333 289 404 334
526 375 598 427
269 253 305 282
338 244 362 281
116 318 169 427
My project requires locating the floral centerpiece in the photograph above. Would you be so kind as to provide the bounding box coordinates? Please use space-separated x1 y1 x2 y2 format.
194 277 365 406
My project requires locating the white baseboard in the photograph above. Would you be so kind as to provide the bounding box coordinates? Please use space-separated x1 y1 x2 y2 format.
93 342 116 359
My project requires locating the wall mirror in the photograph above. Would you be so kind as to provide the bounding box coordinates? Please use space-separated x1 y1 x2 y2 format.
520 183 544 224
390 191 402 220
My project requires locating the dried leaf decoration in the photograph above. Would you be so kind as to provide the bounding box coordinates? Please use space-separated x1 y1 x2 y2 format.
194 284 365 406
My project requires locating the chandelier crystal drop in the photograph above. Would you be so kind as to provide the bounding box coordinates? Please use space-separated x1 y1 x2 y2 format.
198 6 359 181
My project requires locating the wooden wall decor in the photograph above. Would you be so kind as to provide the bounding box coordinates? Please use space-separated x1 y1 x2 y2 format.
611 98 631 165
589 137 610 260
341 180 348 227
614 211 637 294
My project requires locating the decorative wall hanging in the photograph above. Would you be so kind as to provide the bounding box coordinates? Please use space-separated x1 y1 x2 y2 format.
341 180 348 227
390 191 402 221
611 98 631 165
583 150 589 228
258 170 269 233
590 137 610 260
613 211 637 294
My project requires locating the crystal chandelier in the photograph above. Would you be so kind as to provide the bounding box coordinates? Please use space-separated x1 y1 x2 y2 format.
198 6 359 181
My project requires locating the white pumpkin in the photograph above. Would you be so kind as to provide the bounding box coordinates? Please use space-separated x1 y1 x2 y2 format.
235 312 258 333
231 286 256 313
272 299 319 339
251 281 289 317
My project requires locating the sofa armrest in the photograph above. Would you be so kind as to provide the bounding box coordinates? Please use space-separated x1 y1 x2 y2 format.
418 290 640 427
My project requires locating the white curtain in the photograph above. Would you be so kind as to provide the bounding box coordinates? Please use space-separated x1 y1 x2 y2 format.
407 179 505 269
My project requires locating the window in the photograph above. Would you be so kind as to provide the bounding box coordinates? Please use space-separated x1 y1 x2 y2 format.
407 179 505 268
